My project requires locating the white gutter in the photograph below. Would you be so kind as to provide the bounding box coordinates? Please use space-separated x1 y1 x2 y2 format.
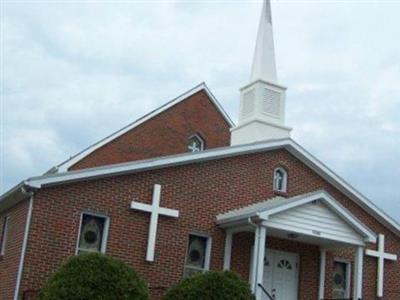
14 195 34 300
26 139 289 188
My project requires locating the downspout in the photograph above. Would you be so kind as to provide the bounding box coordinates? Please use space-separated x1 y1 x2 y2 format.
14 187 35 300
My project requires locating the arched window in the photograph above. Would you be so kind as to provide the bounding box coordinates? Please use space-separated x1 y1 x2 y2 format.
187 134 205 153
273 167 287 193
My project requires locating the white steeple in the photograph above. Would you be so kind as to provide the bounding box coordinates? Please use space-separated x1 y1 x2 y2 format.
250 0 277 83
231 0 291 146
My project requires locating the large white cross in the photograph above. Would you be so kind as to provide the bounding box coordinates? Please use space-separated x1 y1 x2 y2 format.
130 184 179 262
365 234 398 297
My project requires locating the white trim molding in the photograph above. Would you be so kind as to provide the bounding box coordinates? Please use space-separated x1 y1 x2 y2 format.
54 82 234 172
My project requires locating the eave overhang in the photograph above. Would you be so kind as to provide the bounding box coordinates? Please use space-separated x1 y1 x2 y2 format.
0 182 35 212
1 138 399 239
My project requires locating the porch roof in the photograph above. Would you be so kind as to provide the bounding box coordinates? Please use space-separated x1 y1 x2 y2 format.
216 190 376 245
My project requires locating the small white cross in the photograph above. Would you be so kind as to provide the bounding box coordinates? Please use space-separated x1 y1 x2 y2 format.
130 184 179 262
366 234 398 297
188 141 200 152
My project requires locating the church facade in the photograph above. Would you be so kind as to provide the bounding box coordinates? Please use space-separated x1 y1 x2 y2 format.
1 1 399 300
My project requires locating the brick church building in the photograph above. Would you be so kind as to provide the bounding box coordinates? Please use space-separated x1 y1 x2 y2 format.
1 1 399 300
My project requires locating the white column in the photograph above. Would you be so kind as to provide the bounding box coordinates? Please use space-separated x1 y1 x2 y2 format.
250 227 260 293
353 246 364 300
223 230 233 271
318 248 327 300
255 226 267 300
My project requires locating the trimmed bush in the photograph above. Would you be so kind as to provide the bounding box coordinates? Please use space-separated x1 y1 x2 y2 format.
39 253 149 300
163 271 254 300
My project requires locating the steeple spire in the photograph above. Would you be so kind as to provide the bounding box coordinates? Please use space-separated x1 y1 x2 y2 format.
230 0 291 146
250 0 277 83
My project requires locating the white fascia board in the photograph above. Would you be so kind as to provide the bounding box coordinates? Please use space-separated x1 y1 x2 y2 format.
55 82 234 172
17 137 400 237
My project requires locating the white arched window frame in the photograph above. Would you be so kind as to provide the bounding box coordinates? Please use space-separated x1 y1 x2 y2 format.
187 134 205 153
273 167 288 193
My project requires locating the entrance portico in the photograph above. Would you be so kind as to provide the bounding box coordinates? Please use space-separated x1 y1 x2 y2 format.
217 190 376 300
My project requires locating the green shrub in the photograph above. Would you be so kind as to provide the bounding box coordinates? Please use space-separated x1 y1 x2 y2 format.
39 253 149 300
163 271 254 300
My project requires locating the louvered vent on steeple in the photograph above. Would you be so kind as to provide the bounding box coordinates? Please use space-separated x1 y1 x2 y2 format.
263 88 280 117
242 89 256 118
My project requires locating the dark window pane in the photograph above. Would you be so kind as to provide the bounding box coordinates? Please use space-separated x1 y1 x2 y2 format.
332 261 347 299
185 235 207 268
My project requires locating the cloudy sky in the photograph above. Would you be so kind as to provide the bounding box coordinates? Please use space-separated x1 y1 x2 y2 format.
1 1 399 222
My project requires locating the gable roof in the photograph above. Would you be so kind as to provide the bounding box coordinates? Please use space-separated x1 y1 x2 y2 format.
53 82 234 173
2 138 400 237
216 190 376 244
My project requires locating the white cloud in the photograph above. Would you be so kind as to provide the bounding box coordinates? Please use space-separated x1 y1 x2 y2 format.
1 1 400 222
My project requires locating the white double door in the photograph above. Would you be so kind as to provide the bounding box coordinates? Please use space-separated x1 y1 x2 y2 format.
262 249 299 300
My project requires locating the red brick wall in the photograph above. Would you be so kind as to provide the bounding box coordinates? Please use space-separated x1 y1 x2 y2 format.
0 199 29 300
19 149 400 299
69 90 231 170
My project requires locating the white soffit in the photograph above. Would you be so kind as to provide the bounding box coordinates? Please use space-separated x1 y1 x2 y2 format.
54 82 234 172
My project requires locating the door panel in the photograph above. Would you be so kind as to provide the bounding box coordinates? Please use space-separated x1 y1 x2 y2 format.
262 250 298 300
262 253 274 299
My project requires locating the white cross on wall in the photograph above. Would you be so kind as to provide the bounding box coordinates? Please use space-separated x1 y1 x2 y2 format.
130 184 179 262
365 234 398 297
